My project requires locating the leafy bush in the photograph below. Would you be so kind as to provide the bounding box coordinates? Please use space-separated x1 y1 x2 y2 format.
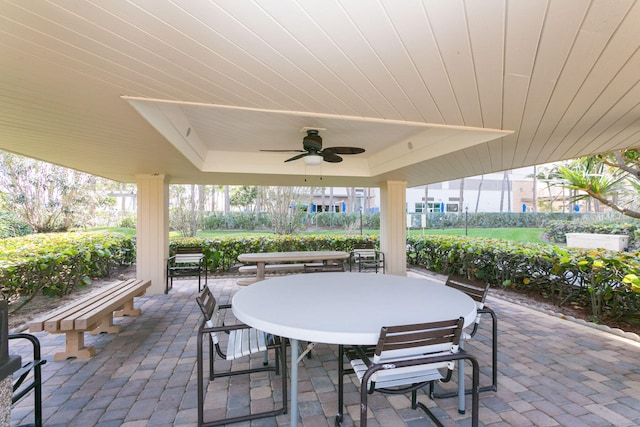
0 212 31 238
406 235 640 321
201 212 271 230
119 215 136 229
546 220 639 245
406 212 585 229
0 232 135 301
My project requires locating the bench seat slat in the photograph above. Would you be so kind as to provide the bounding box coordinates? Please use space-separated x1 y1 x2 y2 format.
29 279 138 333
66 280 150 331
27 278 151 361
238 263 307 273
50 280 145 332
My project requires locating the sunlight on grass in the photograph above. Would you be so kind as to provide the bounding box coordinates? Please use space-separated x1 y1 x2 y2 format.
85 227 547 245
407 228 548 244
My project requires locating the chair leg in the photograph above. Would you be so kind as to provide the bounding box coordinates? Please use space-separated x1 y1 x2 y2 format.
198 326 288 426
335 345 344 425
432 307 498 398
359 376 369 427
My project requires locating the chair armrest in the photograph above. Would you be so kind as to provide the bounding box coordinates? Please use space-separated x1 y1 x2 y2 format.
346 345 374 367
201 319 252 333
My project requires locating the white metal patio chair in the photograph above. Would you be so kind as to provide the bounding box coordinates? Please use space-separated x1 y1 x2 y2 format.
432 276 498 400
196 286 287 426
336 317 479 427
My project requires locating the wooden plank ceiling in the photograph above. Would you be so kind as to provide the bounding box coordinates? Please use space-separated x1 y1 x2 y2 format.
1 0 639 187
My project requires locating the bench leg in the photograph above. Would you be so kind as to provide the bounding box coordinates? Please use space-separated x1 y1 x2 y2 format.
54 331 96 361
114 299 141 317
90 313 123 335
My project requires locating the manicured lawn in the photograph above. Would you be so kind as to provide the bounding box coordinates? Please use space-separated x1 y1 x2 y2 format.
83 226 137 237
87 227 548 244
407 227 548 244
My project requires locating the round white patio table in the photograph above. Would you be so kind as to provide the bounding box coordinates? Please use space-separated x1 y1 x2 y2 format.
232 272 477 427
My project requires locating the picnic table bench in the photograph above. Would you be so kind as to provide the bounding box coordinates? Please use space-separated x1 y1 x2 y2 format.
237 251 349 285
28 278 151 361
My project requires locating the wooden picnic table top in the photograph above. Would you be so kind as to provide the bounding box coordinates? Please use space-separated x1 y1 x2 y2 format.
237 250 349 264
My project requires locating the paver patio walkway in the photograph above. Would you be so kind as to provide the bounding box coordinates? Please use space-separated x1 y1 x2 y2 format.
9 272 640 426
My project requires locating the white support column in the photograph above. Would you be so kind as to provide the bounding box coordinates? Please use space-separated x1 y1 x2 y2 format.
379 180 407 276
136 174 169 295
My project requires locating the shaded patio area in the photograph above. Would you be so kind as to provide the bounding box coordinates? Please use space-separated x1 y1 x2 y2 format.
9 273 640 427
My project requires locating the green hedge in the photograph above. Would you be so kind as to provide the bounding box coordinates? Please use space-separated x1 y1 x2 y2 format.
0 232 135 300
546 220 639 246
0 212 31 238
407 235 640 321
407 212 585 229
6 230 640 324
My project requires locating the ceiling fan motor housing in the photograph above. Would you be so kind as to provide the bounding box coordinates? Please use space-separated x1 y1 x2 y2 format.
303 129 322 151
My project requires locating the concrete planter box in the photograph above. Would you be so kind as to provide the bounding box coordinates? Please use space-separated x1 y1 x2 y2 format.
565 233 629 251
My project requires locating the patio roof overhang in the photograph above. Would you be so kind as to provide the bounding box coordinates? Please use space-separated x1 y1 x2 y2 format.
2 1 640 188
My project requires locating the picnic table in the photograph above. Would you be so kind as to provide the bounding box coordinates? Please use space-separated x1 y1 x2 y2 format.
237 250 349 285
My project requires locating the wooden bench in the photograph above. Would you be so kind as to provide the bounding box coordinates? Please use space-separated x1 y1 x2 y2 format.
28 279 151 361
238 263 307 274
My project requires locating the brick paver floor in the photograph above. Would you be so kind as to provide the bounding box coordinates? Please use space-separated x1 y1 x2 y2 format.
9 272 640 426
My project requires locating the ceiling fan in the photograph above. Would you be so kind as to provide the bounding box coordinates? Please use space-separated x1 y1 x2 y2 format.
261 129 365 165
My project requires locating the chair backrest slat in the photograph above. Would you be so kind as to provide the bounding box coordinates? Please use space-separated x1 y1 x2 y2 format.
176 246 204 255
196 287 222 327
445 277 489 304
373 318 464 363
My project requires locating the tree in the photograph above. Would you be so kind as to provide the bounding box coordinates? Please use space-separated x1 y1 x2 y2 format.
529 165 564 212
458 178 465 213
499 171 511 212
230 186 258 211
260 186 312 234
557 149 640 218
169 184 201 237
474 175 483 213
0 152 113 232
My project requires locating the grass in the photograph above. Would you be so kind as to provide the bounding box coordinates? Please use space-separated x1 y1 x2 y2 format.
88 227 547 244
80 226 137 237
407 228 548 244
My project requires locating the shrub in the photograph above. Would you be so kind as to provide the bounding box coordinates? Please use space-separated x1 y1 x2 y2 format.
119 215 136 229
406 235 640 321
0 232 135 301
546 220 639 246
0 212 31 238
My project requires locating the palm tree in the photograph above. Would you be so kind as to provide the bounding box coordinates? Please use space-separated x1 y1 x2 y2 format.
474 175 483 213
557 155 640 218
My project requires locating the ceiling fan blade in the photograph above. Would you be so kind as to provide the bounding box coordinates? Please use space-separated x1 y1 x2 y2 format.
326 146 365 155
323 153 343 163
284 152 309 162
260 149 306 153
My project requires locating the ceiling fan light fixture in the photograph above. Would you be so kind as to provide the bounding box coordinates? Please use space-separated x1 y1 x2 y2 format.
303 154 323 166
